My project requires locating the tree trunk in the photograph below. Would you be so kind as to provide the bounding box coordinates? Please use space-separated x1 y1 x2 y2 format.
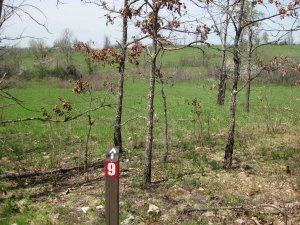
144 62 156 184
84 92 93 175
217 46 227 105
245 79 251 112
244 47 252 113
217 0 230 106
113 0 128 155
244 5 254 113
0 0 3 21
113 64 125 153
144 8 158 185
159 76 169 163
223 0 245 169
224 90 237 168
84 113 92 173
67 48 72 65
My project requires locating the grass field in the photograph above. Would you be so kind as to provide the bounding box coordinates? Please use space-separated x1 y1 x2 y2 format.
1 45 300 224
1 78 299 163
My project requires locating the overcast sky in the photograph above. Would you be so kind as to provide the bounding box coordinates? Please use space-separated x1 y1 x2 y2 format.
4 0 221 48
4 0 125 48
4 0 204 48
3 0 299 48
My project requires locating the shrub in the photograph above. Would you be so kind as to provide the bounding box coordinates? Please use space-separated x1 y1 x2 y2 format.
0 49 22 78
19 63 81 80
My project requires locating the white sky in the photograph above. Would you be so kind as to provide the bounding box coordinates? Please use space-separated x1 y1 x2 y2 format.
3 0 300 48
4 0 124 48
3 0 222 48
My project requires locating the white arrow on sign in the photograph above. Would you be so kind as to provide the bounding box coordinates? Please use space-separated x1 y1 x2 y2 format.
109 148 117 160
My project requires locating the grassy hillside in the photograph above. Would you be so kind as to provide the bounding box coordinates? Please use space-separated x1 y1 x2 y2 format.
5 44 300 81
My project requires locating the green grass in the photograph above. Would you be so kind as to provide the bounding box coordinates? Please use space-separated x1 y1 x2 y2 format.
257 44 300 59
0 195 53 225
1 78 299 171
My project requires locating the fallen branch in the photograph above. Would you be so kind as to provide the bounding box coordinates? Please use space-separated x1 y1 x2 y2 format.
0 160 104 180
183 206 244 214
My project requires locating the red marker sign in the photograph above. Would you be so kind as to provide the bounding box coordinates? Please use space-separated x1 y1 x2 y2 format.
105 161 119 178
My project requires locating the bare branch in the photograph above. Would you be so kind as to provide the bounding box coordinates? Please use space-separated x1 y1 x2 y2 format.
245 6 300 29
0 73 6 85
0 89 41 113
121 115 147 126
237 68 264 94
0 103 113 125
161 40 209 51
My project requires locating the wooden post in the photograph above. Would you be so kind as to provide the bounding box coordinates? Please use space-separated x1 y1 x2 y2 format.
105 146 119 225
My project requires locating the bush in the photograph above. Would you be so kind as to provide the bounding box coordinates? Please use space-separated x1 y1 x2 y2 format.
19 63 81 80
65 65 81 79
52 64 81 80
256 70 300 84
0 49 22 78
179 55 205 67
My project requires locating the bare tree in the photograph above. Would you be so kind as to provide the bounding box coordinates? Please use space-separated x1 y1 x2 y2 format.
0 1 48 45
243 0 300 112
223 0 300 168
216 0 230 106
223 0 245 169
113 0 129 155
143 3 159 185
192 0 231 105
135 0 189 185
103 35 111 48
244 4 255 113
157 52 169 163
262 31 269 44
287 31 294 45
160 77 169 163
28 39 48 59
54 28 74 65
80 0 144 156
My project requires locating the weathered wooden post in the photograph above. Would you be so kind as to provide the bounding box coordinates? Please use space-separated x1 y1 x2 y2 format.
105 146 119 225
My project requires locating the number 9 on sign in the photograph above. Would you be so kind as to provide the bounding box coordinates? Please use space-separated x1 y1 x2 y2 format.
108 162 116 176
105 161 119 178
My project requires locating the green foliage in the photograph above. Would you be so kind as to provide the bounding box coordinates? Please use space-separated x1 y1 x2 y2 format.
0 194 53 225
271 151 281 160
221 193 244 206
1 199 19 218
0 50 22 78
210 160 220 171
270 147 298 160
